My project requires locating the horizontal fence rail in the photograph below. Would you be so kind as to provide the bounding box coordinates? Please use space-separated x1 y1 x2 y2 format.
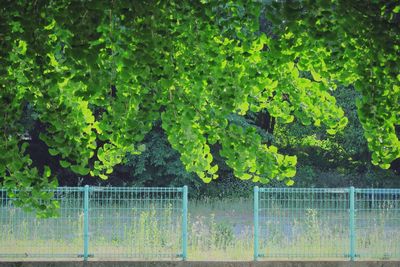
254 187 400 261
0 186 188 261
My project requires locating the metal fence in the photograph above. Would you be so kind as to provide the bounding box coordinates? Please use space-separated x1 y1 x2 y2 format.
1 186 399 261
254 187 400 261
0 186 188 260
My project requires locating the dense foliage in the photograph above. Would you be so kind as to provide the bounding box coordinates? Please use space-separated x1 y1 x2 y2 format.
125 87 400 197
0 0 399 214
267 1 400 168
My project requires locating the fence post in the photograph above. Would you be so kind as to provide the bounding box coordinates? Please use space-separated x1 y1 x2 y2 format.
349 186 355 261
254 186 259 261
83 185 89 261
182 185 188 261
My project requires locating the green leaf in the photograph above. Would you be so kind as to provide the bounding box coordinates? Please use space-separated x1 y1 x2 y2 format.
99 173 108 180
311 70 322 82
17 40 27 55
59 160 71 168
339 117 348 128
44 19 56 30
47 53 59 67
285 179 294 186
49 148 59 156
209 165 218 174
286 156 297 166
380 163 391 169
70 165 90 176
326 129 337 135
241 173 252 180
43 166 51 178
285 168 296 178
138 144 146 152
202 176 212 183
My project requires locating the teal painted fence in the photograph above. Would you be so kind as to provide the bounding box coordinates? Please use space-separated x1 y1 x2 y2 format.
0 186 187 260
253 186 259 261
254 187 400 261
1 186 399 261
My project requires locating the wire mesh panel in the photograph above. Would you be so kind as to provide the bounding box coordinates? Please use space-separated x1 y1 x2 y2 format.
88 187 183 259
0 187 84 259
257 188 350 259
355 189 400 260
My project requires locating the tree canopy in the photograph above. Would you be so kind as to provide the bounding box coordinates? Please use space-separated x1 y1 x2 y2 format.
0 0 399 215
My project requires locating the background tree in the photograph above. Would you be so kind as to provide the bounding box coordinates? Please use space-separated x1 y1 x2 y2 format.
266 0 400 168
0 0 399 215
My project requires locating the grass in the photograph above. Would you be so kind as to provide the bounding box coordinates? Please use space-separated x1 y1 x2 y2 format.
0 196 399 261
188 198 253 260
